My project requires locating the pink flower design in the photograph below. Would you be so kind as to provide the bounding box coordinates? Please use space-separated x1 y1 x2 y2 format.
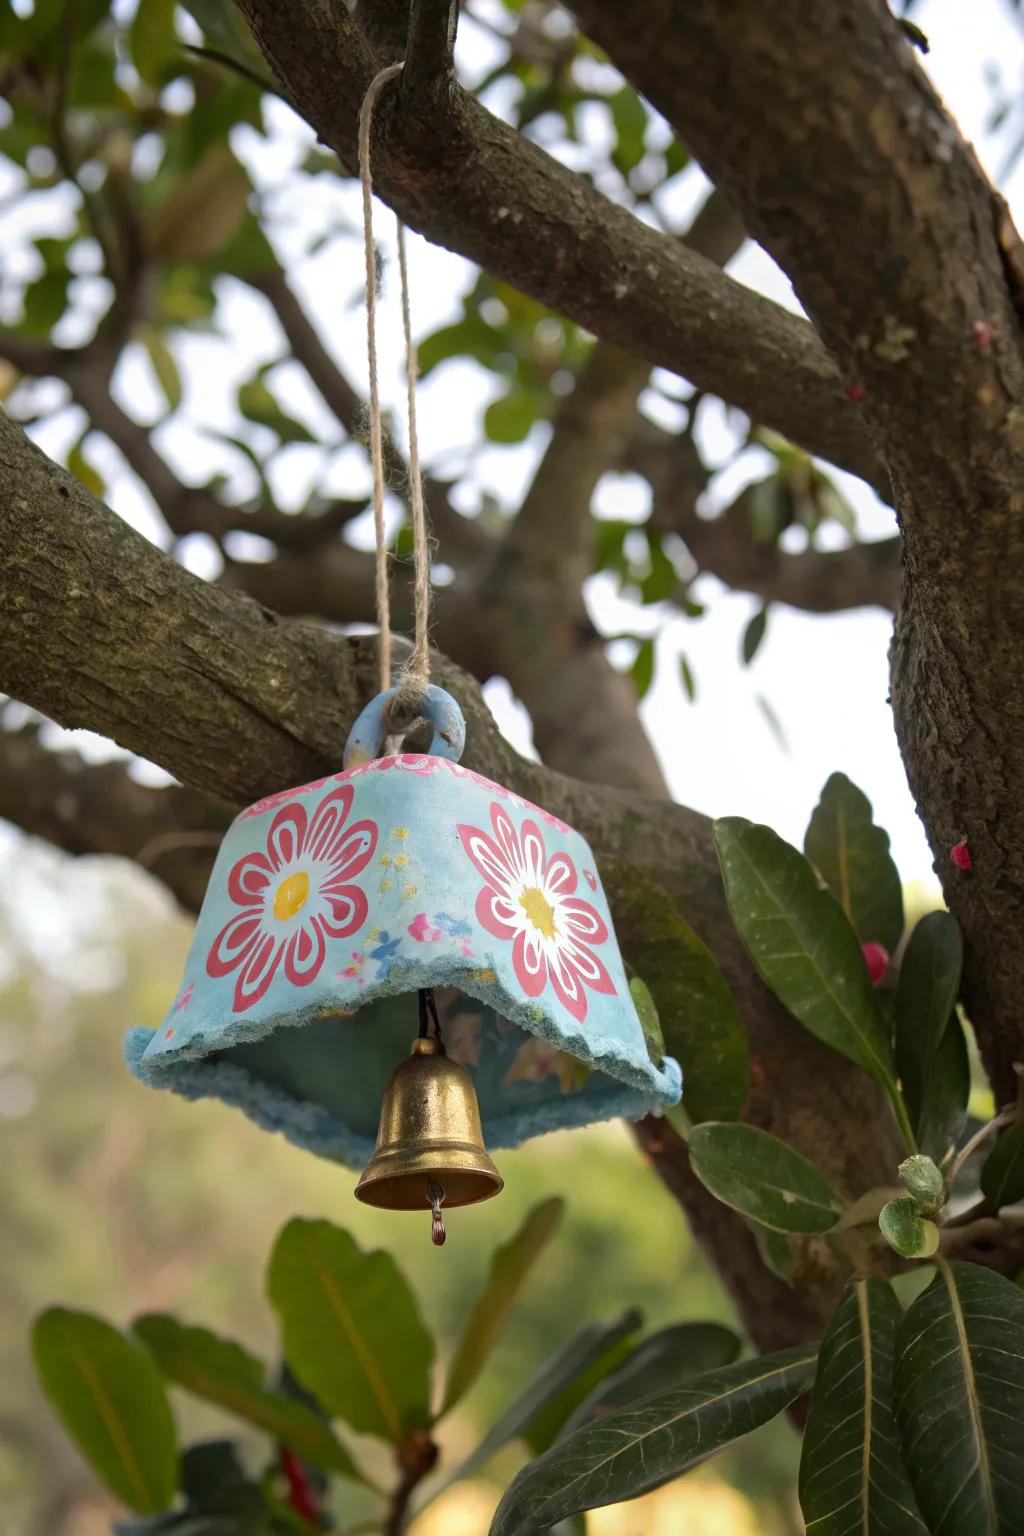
207 786 377 1013
583 869 598 891
173 982 193 1013
457 802 615 1023
340 951 367 983
409 912 442 943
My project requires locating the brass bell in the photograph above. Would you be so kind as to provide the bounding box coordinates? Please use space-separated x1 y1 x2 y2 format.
355 1034 503 1242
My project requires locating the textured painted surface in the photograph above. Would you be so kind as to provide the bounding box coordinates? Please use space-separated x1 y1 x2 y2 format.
127 754 681 1165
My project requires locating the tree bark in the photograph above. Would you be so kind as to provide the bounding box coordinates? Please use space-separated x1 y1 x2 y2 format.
568 0 1024 1100
231 0 887 494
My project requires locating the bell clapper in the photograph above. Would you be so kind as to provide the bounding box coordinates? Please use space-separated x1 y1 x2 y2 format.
420 990 451 1243
423 991 448 1242
427 1177 447 1246
418 985 442 1043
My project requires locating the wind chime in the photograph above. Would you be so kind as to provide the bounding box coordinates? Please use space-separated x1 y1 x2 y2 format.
126 65 682 1243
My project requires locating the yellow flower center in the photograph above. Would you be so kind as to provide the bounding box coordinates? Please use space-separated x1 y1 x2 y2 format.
273 870 310 920
520 886 557 939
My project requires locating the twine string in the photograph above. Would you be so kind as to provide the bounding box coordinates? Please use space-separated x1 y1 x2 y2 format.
357 64 432 721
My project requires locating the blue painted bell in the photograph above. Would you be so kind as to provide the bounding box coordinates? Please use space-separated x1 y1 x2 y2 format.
125 685 681 1230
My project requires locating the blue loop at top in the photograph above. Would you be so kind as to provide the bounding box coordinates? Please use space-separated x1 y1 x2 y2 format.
343 684 466 769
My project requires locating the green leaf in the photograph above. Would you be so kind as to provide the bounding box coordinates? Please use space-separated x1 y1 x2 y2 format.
21 270 68 335
452 1311 642 1484
115 1520 240 1536
894 913 966 1159
180 1441 264 1518
156 263 217 326
440 1198 564 1416
755 692 789 751
609 86 647 174
142 330 183 413
32 1308 178 1514
898 1153 945 1213
484 387 538 444
149 145 251 263
713 817 895 1088
600 860 748 1123
640 531 677 604
114 1516 190 1535
741 605 769 664
914 1014 969 1166
894 1261 1024 1535
216 213 276 279
560 1323 742 1435
67 434 104 497
593 517 631 576
522 1335 637 1457
752 1221 797 1281
980 1120 1024 1209
629 976 665 1066
133 1315 363 1479
629 636 655 699
663 137 689 180
237 377 315 444
267 1219 433 1443
800 1280 927 1535
178 0 270 75
130 0 178 85
804 772 904 951
878 1198 939 1259
678 652 697 702
489 1347 816 1535
418 314 509 378
689 1122 844 1234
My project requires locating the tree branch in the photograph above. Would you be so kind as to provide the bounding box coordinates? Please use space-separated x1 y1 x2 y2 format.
0 720 226 910
403 0 458 103
0 405 908 1350
480 187 748 788
1 328 371 550
682 517 901 615
231 0 888 493
565 0 1024 1098
643 444 902 613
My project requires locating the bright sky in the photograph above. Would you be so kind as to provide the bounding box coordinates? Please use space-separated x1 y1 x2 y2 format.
4 0 1024 901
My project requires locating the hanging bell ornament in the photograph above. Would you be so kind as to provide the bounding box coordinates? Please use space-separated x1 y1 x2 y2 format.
126 684 682 1208
355 1029 502 1241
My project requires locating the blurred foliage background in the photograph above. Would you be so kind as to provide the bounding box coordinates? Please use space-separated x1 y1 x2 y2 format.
0 834 801 1535
3 0 1019 1531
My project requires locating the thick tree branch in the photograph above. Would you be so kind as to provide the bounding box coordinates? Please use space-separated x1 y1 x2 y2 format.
569 0 1024 1096
478 187 749 788
683 517 901 615
0 406 907 1350
484 339 665 794
0 721 226 911
642 441 901 613
232 0 888 494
